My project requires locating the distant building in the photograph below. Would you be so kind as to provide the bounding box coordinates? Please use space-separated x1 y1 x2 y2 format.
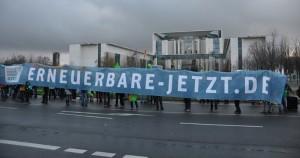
50 52 69 66
152 30 228 71
52 52 60 66
69 43 152 67
153 30 265 71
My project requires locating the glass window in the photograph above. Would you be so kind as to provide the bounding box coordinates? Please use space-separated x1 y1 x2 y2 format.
156 40 162 55
193 40 198 54
183 36 193 54
213 38 220 53
115 54 120 64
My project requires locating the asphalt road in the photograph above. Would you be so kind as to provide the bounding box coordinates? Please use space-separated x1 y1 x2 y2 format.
0 99 300 158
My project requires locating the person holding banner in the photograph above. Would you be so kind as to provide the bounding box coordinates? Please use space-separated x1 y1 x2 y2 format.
210 100 218 112
129 94 139 110
184 98 191 112
262 101 273 114
42 87 49 104
234 100 241 114
88 91 94 103
96 92 102 104
113 62 125 109
155 96 164 111
49 87 56 100
297 86 300 98
24 81 31 103
2 63 287 107
65 89 72 106
0 84 8 101
115 93 125 108
184 63 198 112
80 90 88 107
103 92 111 108
280 84 292 113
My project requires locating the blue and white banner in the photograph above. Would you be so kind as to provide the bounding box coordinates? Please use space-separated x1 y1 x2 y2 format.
1 63 287 104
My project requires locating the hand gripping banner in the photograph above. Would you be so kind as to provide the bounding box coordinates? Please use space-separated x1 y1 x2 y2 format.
0 63 287 104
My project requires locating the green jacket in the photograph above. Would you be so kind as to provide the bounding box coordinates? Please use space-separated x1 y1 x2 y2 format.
129 94 138 102
113 63 120 68
283 89 288 97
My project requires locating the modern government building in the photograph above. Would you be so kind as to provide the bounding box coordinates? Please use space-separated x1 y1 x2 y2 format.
152 30 265 71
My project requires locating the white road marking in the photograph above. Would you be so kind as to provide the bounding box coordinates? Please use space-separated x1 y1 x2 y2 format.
64 148 87 154
129 109 300 118
61 110 109 116
30 103 43 106
286 115 300 118
0 106 17 110
108 113 152 117
92 151 116 157
0 139 60 150
61 110 152 117
180 122 263 128
123 155 148 158
57 112 113 119
190 112 300 118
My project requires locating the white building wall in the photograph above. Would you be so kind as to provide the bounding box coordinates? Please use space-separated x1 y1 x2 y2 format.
59 52 70 66
230 38 239 71
168 40 174 55
200 39 206 53
69 44 81 66
152 34 160 56
178 40 182 54
173 40 177 55
196 39 200 54
80 45 98 67
69 44 98 67
162 40 168 55
69 43 151 67
205 38 214 54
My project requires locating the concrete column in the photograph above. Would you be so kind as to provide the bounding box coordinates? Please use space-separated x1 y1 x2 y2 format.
192 40 195 54
197 39 200 54
178 40 181 55
174 40 176 55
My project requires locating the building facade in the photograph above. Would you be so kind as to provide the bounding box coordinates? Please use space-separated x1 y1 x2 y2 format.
152 30 227 71
69 43 152 68
153 30 265 71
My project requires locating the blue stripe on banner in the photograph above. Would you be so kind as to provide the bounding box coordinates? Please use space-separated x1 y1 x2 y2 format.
2 63 287 104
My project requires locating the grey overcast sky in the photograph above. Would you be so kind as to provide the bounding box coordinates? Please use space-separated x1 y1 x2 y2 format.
0 0 300 54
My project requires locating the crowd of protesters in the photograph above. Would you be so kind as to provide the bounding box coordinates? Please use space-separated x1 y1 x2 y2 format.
0 61 299 114
0 82 299 114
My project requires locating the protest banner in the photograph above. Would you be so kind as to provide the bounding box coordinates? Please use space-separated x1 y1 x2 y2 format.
1 63 287 104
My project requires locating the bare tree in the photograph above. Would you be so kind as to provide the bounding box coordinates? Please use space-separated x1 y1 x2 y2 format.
278 36 290 73
1 55 51 65
293 39 300 84
101 52 114 67
245 40 267 70
34 56 51 65
3 55 27 65
245 32 290 72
